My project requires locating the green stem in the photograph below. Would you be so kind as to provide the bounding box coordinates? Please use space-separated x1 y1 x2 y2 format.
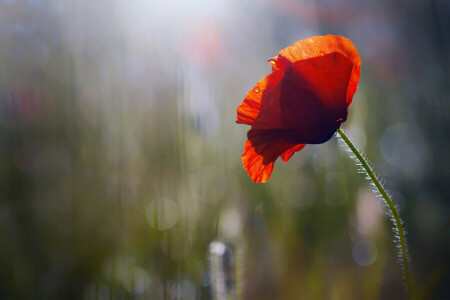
337 128 413 299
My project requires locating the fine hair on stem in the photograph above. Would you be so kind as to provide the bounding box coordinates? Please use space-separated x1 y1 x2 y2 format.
336 128 413 299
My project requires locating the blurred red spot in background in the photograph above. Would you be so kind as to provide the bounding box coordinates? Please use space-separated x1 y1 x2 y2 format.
180 20 226 69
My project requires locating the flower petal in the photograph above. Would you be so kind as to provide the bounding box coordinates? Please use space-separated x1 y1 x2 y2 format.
280 144 306 162
278 35 360 72
278 35 361 107
252 43 358 144
242 129 298 182
236 60 284 125
242 140 275 183
279 53 353 142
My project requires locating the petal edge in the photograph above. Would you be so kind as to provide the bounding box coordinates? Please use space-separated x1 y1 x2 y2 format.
280 144 306 162
236 63 284 125
242 140 275 183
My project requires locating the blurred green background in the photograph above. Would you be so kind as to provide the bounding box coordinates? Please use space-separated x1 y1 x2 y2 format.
0 0 448 299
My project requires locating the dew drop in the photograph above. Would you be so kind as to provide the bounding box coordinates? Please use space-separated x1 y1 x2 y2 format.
254 87 260 93
320 51 325 56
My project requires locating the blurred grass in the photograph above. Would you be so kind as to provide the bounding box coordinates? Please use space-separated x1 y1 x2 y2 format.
0 0 449 299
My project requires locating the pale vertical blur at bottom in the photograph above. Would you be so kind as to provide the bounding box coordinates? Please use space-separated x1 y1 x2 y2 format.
0 0 448 299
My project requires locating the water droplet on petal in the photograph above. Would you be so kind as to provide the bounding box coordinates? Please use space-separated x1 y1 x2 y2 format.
336 117 344 122
254 87 260 93
320 51 325 56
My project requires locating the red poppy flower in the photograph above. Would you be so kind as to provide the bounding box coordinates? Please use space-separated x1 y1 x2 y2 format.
236 35 361 183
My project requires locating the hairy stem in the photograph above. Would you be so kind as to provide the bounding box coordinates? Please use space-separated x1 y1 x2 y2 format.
337 128 413 299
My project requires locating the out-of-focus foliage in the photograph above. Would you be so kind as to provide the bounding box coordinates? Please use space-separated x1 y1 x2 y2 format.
0 0 448 299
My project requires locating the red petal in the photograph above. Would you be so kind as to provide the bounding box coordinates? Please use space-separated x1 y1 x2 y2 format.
251 36 360 144
242 129 300 182
280 144 306 162
278 35 361 107
236 60 284 125
242 140 275 183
